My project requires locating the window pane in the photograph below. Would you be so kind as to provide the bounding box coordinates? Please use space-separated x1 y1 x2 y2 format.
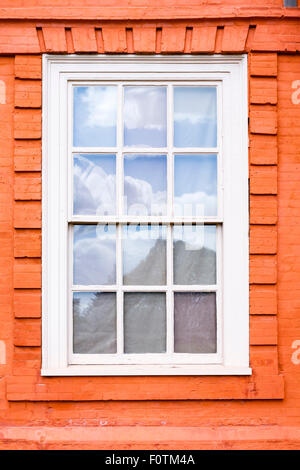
73 154 116 216
73 225 116 285
174 292 216 353
174 154 217 217
123 224 166 285
124 154 167 216
73 292 116 354
124 293 166 353
284 0 297 6
173 225 216 285
124 87 167 148
174 87 217 148
73 86 117 147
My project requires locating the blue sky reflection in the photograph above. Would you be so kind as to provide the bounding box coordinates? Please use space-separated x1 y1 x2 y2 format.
174 154 217 217
73 86 117 147
174 87 217 148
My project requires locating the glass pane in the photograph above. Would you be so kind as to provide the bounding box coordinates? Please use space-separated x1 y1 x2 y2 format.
173 225 216 285
174 87 217 148
73 225 116 285
124 293 166 353
73 86 117 147
73 292 116 354
174 154 217 217
124 87 167 148
123 224 166 285
124 154 167 216
174 292 216 353
73 154 116 216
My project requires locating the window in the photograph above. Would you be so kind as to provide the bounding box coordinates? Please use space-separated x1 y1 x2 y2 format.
42 55 250 376
283 0 298 7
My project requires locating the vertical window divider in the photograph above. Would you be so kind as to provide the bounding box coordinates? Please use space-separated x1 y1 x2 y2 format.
216 224 223 360
68 82 74 365
116 84 124 356
116 223 123 356
216 82 223 361
166 84 174 355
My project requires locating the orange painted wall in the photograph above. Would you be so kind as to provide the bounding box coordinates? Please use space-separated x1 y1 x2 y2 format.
0 1 300 449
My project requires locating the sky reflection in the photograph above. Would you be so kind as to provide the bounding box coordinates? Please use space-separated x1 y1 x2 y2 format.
124 87 167 148
73 224 116 285
174 154 217 217
174 87 217 148
73 86 117 147
124 154 167 216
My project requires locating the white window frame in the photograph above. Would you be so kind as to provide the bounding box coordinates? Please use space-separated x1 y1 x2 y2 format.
42 54 251 376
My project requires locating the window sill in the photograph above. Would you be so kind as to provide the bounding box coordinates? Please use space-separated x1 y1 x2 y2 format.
41 365 252 376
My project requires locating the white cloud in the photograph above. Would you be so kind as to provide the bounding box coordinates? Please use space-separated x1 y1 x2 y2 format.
75 155 167 216
174 191 217 218
74 156 216 279
124 87 166 131
74 155 116 215
124 175 167 216
74 237 115 285
174 87 216 123
174 112 215 124
79 86 118 128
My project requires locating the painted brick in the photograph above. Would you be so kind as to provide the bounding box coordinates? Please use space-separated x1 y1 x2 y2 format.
65 28 75 53
191 26 217 53
133 27 156 53
94 28 104 53
14 230 41 258
72 27 97 53
250 316 278 345
251 25 281 52
126 28 134 54
250 53 277 77
14 290 41 318
252 24 300 53
0 25 40 54
249 135 277 165
222 25 249 53
14 173 41 200
14 260 41 289
15 80 41 108
14 140 41 172
250 225 277 254
12 360 40 376
250 105 277 135
5 375 284 402
14 201 41 229
14 319 41 347
250 346 278 375
102 27 127 53
250 285 277 315
15 55 42 80
250 165 277 195
250 195 277 224
250 77 277 105
250 255 277 285
161 27 186 53
14 109 41 140
42 27 67 53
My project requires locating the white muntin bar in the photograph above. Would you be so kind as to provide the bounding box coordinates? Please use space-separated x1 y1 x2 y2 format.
72 147 219 154
68 217 223 224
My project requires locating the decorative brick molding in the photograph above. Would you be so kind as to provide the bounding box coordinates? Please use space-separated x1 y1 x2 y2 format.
0 20 299 55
